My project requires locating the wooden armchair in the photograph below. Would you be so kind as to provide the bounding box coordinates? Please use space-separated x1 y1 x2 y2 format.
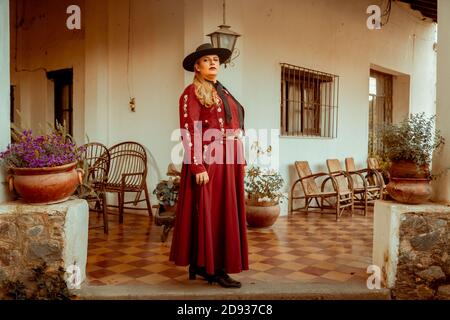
344 157 384 216
104 142 152 223
367 157 388 198
367 157 380 171
290 161 353 221
80 142 110 233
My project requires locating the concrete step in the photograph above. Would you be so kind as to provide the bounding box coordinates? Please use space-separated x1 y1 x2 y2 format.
74 280 391 300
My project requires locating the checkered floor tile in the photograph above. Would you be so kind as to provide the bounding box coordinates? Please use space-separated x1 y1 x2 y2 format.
86 209 373 286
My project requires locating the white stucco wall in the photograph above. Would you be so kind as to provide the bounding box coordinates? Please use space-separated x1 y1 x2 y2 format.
103 0 185 190
63 199 89 287
373 201 402 288
230 0 436 194
0 0 11 203
432 0 450 203
83 0 186 206
84 0 109 145
198 0 436 213
9 0 437 213
9 0 85 144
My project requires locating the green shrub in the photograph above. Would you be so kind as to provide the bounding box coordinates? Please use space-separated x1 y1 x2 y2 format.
380 113 445 167
1 263 74 300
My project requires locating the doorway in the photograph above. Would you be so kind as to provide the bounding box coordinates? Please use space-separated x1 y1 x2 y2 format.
368 69 393 157
46 68 73 135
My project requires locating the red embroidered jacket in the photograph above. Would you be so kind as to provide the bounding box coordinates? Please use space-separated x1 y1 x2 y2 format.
179 83 246 175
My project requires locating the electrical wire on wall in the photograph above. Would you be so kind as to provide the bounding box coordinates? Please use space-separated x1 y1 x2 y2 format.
380 0 392 27
127 0 136 112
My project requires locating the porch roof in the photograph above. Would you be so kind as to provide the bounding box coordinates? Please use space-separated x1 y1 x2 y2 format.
401 0 437 22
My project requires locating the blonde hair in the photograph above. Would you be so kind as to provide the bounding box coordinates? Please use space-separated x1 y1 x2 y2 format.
193 69 220 108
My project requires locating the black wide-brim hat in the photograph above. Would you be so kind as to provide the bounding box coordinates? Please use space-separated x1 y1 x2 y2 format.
183 43 232 72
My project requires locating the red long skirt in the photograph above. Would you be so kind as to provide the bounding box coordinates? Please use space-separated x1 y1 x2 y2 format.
169 139 249 275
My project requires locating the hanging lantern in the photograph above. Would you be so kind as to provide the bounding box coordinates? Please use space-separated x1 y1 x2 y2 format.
207 0 241 64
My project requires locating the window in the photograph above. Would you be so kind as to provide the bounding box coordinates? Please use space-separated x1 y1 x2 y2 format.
280 63 339 138
368 69 393 156
47 69 73 135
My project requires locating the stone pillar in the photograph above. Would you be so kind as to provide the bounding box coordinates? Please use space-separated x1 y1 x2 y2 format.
0 0 11 204
432 0 450 202
373 200 450 299
0 199 89 291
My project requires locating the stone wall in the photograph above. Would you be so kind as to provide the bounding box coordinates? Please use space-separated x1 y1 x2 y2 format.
394 211 450 300
0 199 89 292
373 201 450 300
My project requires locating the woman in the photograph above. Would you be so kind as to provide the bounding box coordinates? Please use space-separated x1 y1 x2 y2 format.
169 43 249 288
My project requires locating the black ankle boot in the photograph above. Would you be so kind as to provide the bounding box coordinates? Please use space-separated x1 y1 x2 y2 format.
213 270 242 288
189 265 210 281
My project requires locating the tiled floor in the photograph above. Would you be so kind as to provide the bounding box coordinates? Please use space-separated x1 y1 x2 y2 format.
86 209 373 287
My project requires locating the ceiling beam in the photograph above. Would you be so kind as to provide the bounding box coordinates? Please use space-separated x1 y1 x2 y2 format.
400 0 437 21
410 3 437 12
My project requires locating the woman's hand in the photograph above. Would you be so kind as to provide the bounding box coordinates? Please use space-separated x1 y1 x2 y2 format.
196 171 210 185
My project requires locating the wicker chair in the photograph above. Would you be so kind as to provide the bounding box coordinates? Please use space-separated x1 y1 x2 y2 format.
367 157 388 198
104 142 152 223
367 157 380 171
344 157 384 215
80 142 110 233
290 161 353 221
325 159 355 219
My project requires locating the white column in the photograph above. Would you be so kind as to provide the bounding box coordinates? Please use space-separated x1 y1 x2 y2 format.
0 0 11 203
84 0 110 145
432 0 450 203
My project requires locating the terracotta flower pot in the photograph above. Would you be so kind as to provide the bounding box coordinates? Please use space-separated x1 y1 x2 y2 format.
245 198 280 228
163 204 177 213
388 160 430 179
7 162 84 205
386 160 431 204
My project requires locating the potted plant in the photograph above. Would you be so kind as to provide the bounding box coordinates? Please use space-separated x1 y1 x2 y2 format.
244 142 286 228
152 164 181 242
153 177 180 212
380 113 445 204
0 124 85 205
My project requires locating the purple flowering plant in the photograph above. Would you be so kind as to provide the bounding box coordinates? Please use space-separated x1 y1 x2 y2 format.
0 128 85 169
